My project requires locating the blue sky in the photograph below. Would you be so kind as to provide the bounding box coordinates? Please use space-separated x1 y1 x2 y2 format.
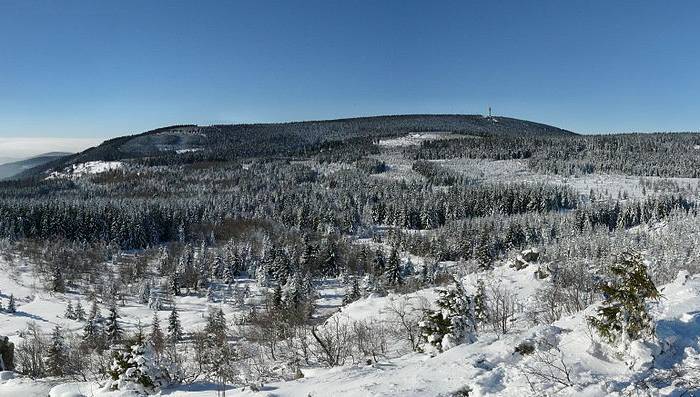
1 0 699 148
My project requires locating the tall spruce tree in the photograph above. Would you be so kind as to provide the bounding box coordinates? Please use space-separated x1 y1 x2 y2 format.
105 304 123 346
7 294 16 313
384 247 403 286
150 312 165 355
45 325 68 376
167 306 183 344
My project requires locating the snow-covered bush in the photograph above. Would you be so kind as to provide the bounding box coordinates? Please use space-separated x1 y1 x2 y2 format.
587 251 660 346
419 280 477 352
108 342 170 394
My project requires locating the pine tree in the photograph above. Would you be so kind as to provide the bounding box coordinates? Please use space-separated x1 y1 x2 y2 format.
45 325 68 376
587 251 660 345
419 280 477 352
372 248 386 276
150 312 165 355
133 320 146 347
74 300 85 321
170 276 180 297
212 254 225 280
473 279 489 330
271 284 283 311
167 306 183 344
140 281 151 304
321 240 338 276
65 301 75 320
384 247 403 286
109 342 170 393
105 304 123 346
474 229 493 270
7 294 16 313
51 263 65 293
256 261 270 287
342 276 362 305
83 305 104 350
206 286 215 302
205 308 227 343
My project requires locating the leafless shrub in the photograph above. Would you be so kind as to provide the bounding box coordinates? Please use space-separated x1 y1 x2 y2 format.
384 296 428 352
486 283 520 334
351 319 388 364
309 316 353 367
521 341 575 394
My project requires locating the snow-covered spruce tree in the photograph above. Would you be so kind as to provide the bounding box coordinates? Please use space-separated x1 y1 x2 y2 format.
133 320 146 347
108 342 170 393
167 306 183 344
587 251 660 345
45 325 68 376
473 279 489 330
206 285 215 302
384 247 403 286
149 312 165 356
74 300 85 321
82 309 104 351
51 263 65 293
205 307 227 343
65 301 75 320
140 281 151 304
342 276 362 305
256 260 271 288
170 276 180 297
419 279 477 352
105 304 123 346
7 294 16 313
372 248 386 277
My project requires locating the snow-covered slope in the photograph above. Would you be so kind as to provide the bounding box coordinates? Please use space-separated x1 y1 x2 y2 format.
46 161 123 179
2 254 698 397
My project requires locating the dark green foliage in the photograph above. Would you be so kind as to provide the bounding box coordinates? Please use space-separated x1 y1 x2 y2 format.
105 304 123 345
342 276 362 305
45 325 67 376
150 312 165 355
384 247 403 286
412 160 475 186
0 336 14 371
587 251 660 344
167 306 183 344
7 294 16 313
420 280 477 352
414 133 700 178
354 158 387 174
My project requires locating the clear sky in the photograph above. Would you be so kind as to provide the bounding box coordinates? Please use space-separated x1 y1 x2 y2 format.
1 0 700 150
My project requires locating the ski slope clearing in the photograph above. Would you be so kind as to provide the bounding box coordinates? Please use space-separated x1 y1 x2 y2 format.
47 161 123 179
378 132 467 147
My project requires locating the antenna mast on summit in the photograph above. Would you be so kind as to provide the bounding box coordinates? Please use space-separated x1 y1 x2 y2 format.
488 106 492 118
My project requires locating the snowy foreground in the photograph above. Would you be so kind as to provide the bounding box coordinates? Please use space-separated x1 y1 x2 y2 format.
1 257 699 396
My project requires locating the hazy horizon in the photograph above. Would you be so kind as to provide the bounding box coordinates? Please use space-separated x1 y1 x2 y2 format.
0 137 104 163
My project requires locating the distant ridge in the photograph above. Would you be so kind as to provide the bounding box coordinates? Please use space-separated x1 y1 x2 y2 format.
0 152 72 180
17 114 574 178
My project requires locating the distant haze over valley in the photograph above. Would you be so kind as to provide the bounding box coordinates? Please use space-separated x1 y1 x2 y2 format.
0 137 104 163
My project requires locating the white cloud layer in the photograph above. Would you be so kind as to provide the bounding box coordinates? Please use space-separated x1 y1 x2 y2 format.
0 137 104 162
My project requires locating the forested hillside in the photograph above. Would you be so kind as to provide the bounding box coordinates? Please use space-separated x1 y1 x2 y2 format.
18 115 573 178
1 116 700 396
